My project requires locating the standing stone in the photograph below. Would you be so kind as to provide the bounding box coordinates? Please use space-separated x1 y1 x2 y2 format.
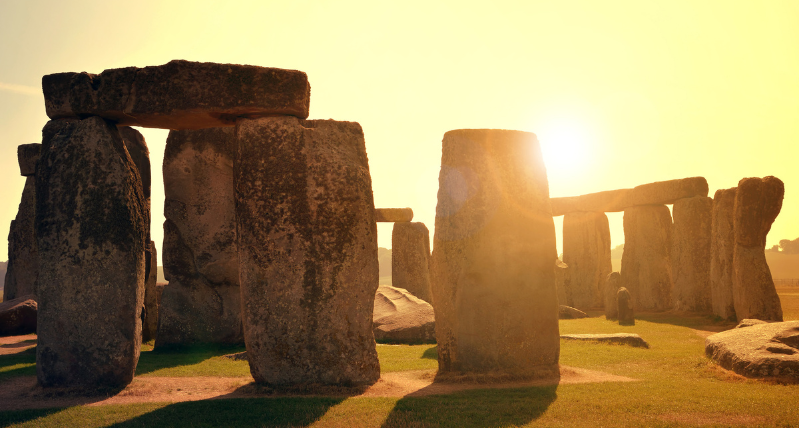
555 259 571 307
562 211 612 310
141 241 159 342
4 144 41 301
733 177 784 321
617 287 634 326
671 196 713 313
236 116 380 386
35 117 147 387
620 205 673 311
391 222 432 303
604 272 621 320
711 188 737 321
156 127 242 347
431 129 559 378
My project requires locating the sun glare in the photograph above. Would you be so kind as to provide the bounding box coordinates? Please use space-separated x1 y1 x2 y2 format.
537 119 592 174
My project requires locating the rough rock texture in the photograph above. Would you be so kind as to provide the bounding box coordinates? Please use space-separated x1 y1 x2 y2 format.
562 211 612 310
236 116 380 386
736 319 770 329
35 117 147 388
0 295 37 336
141 241 159 342
373 285 435 343
18 144 41 176
620 205 673 311
391 222 432 303
706 321 799 380
604 272 621 320
431 129 559 378
671 196 713 313
711 188 738 321
42 60 310 130
375 208 413 222
558 305 588 319
561 333 649 348
551 177 708 216
555 260 571 307
3 176 38 301
617 287 634 326
732 177 784 322
156 127 242 347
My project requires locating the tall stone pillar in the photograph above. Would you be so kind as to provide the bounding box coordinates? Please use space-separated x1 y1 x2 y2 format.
431 129 559 378
710 188 737 321
732 177 783 321
236 116 380 386
562 211 612 310
671 196 713 313
156 127 242 347
35 117 147 387
4 144 41 301
620 205 673 311
391 222 432 303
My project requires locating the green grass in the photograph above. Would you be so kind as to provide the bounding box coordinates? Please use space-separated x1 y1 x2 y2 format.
3 291 799 427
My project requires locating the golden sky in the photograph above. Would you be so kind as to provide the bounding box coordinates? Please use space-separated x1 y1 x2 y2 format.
0 1 797 262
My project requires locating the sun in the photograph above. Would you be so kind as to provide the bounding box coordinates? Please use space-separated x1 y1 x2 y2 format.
537 118 592 174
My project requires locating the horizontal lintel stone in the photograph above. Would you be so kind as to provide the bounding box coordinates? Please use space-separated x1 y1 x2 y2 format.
375 208 413 222
43 60 310 130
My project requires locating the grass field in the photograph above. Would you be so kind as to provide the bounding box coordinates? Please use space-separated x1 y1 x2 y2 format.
2 289 799 427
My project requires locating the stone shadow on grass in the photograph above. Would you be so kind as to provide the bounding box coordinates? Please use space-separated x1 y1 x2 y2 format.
0 347 36 381
0 407 63 427
135 344 247 376
105 397 346 428
381 384 558 427
421 346 437 360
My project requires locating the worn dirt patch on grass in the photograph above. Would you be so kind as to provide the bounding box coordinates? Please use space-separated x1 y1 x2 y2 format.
0 366 635 411
0 334 36 355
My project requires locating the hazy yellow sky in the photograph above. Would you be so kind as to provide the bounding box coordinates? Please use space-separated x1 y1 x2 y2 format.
1 1 797 262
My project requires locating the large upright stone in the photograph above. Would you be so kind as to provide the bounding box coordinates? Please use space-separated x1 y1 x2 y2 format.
35 117 147 387
391 222 432 303
710 188 737 321
156 127 242 347
620 205 673 311
236 116 380 386
141 241 159 342
42 60 310 130
555 259 571 307
733 177 783 321
671 196 713 313
431 129 559 377
4 153 39 301
604 272 621 320
562 211 612 310
551 177 708 216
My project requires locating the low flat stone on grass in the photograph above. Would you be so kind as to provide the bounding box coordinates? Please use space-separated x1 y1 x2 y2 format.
706 321 799 381
561 333 649 348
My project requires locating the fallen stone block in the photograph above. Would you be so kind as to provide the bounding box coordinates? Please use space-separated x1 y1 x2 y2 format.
374 285 435 343
559 305 588 319
0 295 37 336
561 333 649 348
43 60 310 130
706 321 799 381
375 208 413 222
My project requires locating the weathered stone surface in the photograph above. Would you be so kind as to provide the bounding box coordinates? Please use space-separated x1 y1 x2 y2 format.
732 177 784 322
431 129 559 377
620 205 673 311
736 319 770 329
236 116 380 386
373 285 435 343
0 295 37 336
141 241 159 343
35 117 147 387
618 287 634 326
3 176 38 301
711 188 737 321
561 333 649 348
706 321 799 380
119 127 151 202
18 144 41 176
550 177 708 216
375 208 413 222
555 259 571 307
604 272 621 320
156 127 242 347
391 222 432 303
42 60 310 130
562 211 611 310
671 196 713 313
559 305 588 319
